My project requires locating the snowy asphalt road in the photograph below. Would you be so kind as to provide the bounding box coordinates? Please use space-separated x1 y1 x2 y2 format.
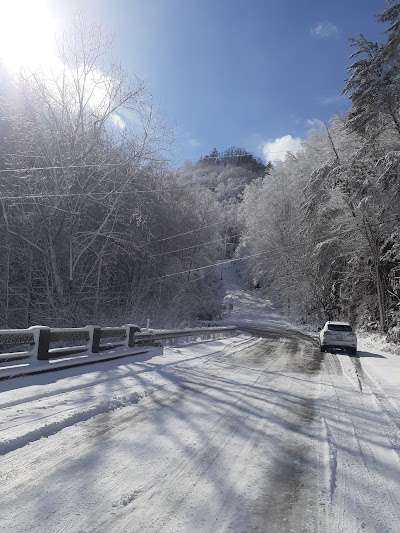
1 327 399 532
0 328 322 533
1 265 400 532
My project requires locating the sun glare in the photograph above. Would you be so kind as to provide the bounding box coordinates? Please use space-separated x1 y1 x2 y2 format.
0 0 58 71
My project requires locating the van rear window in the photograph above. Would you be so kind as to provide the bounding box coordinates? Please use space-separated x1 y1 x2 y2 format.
328 324 353 332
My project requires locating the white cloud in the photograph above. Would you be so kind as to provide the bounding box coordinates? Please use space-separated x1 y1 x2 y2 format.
188 137 202 147
261 134 302 162
318 94 346 105
259 118 329 163
306 118 324 130
311 21 338 38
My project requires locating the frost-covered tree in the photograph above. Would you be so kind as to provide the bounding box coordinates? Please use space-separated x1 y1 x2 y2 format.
177 147 267 260
238 3 400 334
0 16 223 328
342 36 400 137
239 114 399 330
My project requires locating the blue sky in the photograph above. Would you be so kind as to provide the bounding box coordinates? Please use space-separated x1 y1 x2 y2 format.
31 1 393 164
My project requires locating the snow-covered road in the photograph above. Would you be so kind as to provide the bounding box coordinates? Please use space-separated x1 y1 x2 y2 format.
1 265 400 532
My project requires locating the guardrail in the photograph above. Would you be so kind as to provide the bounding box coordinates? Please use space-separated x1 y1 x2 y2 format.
134 327 236 346
0 324 237 365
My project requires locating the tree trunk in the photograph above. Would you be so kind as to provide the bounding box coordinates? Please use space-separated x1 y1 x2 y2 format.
94 250 103 323
5 240 10 328
48 241 65 309
25 249 33 328
374 254 387 331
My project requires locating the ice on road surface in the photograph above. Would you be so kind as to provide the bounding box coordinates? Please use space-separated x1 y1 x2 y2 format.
0 264 400 532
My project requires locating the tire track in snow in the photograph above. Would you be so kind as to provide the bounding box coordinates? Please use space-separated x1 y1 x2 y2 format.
351 356 400 460
0 391 152 456
0 336 249 410
93 340 285 532
107 366 283 532
2 339 268 529
321 416 337 501
319 352 400 532
0 332 314 532
0 337 254 459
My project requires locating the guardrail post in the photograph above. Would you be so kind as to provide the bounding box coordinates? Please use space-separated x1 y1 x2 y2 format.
123 324 141 347
85 325 101 353
26 326 40 359
92 327 101 353
29 326 51 360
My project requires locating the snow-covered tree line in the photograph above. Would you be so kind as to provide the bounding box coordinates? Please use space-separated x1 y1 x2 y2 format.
177 148 269 258
2 4 400 338
239 1 400 338
0 16 223 328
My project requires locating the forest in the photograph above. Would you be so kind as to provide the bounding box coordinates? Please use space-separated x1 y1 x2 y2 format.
0 5 399 342
240 2 400 341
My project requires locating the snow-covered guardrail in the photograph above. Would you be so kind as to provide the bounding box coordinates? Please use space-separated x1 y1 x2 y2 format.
0 324 141 362
134 326 237 346
0 324 237 364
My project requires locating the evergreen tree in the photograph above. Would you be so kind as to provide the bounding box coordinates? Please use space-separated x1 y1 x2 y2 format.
343 3 400 137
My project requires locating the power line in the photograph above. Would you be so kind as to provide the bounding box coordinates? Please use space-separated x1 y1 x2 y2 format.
0 159 163 175
150 218 400 279
0 186 217 201
95 241 307 290
0 147 301 177
149 222 222 243
0 151 277 175
131 215 400 253
0 154 255 177
151 238 224 257
152 242 308 280
2 134 400 176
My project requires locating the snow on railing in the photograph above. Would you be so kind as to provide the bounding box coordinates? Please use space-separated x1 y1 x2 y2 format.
0 324 237 368
0 324 141 362
134 327 236 346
